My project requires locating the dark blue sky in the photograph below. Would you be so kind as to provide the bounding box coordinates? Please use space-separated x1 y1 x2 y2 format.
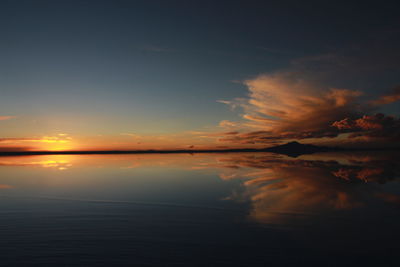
0 0 399 147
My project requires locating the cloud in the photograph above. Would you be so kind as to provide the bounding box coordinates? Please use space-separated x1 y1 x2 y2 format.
0 116 14 121
121 133 142 139
217 32 400 148
370 86 400 106
219 72 366 143
0 134 72 151
219 120 240 129
217 100 245 111
187 130 239 139
0 146 32 152
332 113 400 139
0 137 41 144
218 72 400 146
0 136 71 144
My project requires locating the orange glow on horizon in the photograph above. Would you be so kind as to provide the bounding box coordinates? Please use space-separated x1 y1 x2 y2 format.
33 134 75 151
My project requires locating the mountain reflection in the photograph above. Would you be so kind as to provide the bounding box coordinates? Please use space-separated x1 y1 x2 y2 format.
208 151 400 224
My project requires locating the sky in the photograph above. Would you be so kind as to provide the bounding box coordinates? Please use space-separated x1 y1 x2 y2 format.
1 0 399 151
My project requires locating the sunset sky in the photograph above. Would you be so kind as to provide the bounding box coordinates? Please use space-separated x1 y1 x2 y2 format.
1 0 399 151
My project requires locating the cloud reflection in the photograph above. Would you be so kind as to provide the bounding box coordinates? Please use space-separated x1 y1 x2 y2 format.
0 156 73 171
206 152 400 224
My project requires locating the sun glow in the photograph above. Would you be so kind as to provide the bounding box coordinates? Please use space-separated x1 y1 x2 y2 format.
42 143 74 151
35 134 75 151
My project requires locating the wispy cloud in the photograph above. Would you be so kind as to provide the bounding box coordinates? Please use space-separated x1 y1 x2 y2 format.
370 86 400 106
120 133 142 138
0 116 14 121
0 135 71 144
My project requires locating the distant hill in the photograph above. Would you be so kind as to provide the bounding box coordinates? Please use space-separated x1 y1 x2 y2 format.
263 141 335 157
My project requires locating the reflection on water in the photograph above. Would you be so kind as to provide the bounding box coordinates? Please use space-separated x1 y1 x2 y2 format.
209 152 400 225
0 152 399 266
0 155 73 170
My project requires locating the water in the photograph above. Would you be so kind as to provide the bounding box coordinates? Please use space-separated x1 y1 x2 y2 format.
0 152 399 266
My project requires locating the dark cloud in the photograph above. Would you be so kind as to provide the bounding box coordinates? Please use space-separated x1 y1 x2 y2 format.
0 146 32 152
332 113 400 139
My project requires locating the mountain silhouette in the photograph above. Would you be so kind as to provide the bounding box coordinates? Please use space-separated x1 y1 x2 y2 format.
263 141 333 157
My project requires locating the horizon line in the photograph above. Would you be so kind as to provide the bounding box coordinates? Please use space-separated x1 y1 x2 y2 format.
0 147 272 157
0 145 397 157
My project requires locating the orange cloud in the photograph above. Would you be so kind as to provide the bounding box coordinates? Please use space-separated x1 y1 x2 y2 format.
370 86 400 106
0 116 14 121
332 113 400 139
218 72 400 147
0 134 74 151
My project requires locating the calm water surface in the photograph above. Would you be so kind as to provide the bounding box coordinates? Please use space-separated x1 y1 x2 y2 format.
0 152 399 266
